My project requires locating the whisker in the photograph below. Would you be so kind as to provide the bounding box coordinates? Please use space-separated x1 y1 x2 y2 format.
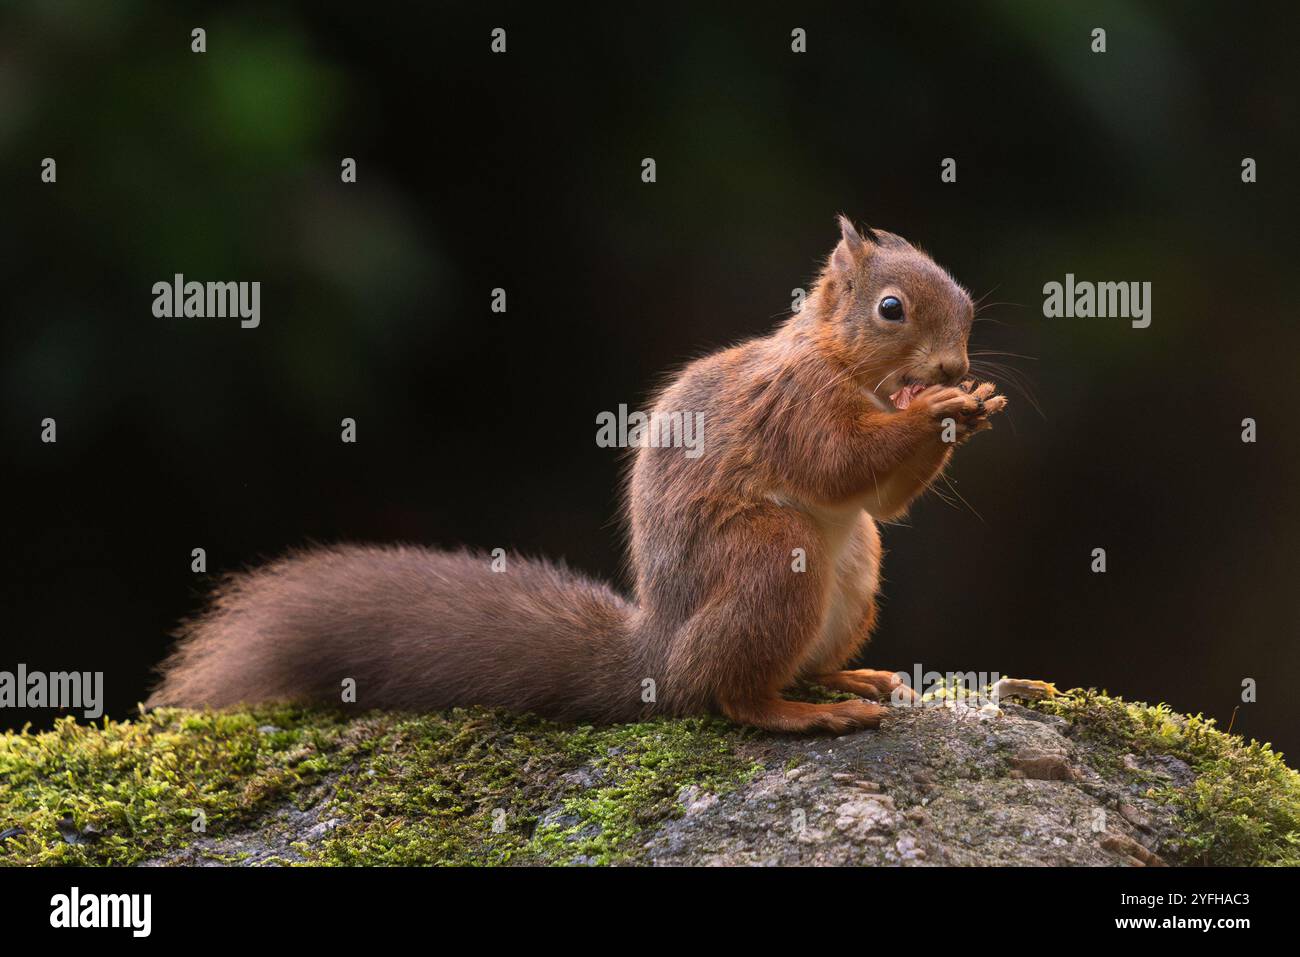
935 472 985 524
872 364 907 394
971 285 1003 310
787 345 885 412
969 350 1038 361
969 359 1044 419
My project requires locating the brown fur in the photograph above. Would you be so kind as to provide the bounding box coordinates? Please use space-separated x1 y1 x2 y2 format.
149 217 1006 733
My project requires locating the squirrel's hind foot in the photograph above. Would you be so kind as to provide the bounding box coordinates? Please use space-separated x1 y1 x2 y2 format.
721 696 886 734
814 669 919 705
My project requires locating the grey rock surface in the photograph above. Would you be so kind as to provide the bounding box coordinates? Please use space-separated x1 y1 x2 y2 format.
643 703 1174 866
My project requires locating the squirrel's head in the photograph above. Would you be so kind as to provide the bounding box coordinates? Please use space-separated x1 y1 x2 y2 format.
808 215 974 409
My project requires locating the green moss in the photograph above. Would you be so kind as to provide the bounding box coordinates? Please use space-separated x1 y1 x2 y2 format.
313 710 759 866
787 681 856 704
5 694 1296 866
0 707 759 867
0 706 355 866
1032 690 1300 866
525 717 762 865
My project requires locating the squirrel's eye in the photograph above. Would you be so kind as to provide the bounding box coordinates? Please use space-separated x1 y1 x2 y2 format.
878 296 904 322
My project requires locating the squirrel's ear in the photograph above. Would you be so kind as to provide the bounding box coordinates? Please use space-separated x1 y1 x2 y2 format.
837 214 863 247
832 214 876 275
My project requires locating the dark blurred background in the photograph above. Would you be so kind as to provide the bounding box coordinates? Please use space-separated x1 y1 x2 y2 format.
2 2 1297 756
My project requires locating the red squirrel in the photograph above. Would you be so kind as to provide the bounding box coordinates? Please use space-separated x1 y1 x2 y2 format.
149 217 1006 733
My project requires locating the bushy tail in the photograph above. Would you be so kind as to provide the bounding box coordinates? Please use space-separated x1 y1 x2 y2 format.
147 544 645 722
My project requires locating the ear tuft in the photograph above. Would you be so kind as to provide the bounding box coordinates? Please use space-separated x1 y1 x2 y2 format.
832 213 873 276
837 213 864 249
837 214 882 246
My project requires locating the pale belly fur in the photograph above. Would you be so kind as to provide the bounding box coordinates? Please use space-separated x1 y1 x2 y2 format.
768 493 882 676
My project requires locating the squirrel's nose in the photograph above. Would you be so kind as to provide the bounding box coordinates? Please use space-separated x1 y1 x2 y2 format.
934 357 969 385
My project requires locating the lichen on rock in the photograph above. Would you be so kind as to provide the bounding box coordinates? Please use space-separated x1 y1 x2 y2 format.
0 690 1296 867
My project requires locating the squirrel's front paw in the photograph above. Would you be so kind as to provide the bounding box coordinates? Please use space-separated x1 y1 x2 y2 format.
951 380 1007 442
912 381 1007 443
912 385 979 419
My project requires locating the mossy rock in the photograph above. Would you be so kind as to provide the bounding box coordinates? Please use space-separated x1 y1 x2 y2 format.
0 690 1296 866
